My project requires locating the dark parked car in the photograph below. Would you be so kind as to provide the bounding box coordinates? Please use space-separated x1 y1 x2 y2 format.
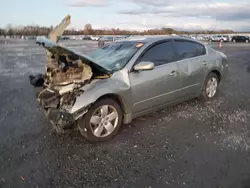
82 35 91 40
231 35 250 43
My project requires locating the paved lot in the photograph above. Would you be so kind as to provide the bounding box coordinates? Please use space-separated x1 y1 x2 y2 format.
0 40 250 188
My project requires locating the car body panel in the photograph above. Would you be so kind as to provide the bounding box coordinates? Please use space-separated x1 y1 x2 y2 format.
129 62 181 115
70 69 132 115
177 56 207 97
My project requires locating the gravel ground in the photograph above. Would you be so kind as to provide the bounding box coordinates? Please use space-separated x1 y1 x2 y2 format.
0 41 250 188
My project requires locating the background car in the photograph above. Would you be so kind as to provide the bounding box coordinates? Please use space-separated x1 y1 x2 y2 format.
231 35 250 43
60 36 70 40
208 35 230 42
90 36 100 41
99 36 114 42
82 35 91 40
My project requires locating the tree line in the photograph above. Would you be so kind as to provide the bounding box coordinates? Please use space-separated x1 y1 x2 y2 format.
0 23 236 36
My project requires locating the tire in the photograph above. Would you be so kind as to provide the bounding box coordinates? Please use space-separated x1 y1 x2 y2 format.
78 98 123 143
246 40 249 43
199 72 219 102
233 39 236 43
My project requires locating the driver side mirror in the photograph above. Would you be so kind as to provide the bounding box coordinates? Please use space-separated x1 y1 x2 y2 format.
133 61 154 72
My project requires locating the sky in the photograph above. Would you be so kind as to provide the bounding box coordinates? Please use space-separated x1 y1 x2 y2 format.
1 0 250 31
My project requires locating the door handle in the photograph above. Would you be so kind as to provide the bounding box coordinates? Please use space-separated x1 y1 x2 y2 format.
169 71 177 76
203 61 207 65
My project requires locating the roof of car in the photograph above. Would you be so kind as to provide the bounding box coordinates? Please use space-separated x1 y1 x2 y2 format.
117 35 201 44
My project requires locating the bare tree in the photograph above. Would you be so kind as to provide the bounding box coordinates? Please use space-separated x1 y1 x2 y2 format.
6 24 14 36
84 24 93 35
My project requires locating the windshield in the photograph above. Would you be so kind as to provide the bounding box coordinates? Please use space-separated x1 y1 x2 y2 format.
88 41 144 71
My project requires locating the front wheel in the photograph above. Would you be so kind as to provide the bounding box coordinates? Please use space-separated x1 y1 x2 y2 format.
78 98 123 143
199 73 219 101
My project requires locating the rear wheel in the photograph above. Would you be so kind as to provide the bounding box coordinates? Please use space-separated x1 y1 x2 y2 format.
233 39 236 43
246 40 249 43
78 98 123 143
199 72 219 101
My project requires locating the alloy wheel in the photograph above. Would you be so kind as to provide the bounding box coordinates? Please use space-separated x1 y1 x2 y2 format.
206 77 218 98
89 105 119 137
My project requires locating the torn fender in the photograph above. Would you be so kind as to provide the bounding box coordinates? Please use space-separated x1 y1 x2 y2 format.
70 69 132 116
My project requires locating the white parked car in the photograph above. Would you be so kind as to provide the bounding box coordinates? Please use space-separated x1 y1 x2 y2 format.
209 35 230 42
90 36 100 41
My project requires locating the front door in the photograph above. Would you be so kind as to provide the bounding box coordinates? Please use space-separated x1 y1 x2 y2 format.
129 40 181 115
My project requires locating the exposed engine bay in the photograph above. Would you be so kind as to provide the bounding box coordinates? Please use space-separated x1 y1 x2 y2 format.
29 42 111 132
29 15 111 132
31 53 92 106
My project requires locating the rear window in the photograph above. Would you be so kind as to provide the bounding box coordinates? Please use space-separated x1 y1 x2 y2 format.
89 41 144 71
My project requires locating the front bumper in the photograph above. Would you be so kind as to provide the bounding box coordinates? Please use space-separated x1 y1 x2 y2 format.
44 108 75 133
42 105 89 133
30 73 89 133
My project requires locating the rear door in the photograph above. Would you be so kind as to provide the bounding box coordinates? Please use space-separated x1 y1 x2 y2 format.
173 39 208 97
129 40 182 115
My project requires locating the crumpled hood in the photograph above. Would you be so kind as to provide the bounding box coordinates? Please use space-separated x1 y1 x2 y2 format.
36 36 113 75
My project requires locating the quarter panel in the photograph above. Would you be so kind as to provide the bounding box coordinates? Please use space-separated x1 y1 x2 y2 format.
198 48 225 91
206 49 224 73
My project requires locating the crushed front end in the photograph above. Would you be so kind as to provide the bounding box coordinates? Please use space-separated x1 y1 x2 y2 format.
30 51 93 133
29 15 112 133
29 38 112 133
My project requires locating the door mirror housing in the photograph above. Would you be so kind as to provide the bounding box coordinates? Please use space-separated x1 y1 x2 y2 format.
133 61 154 72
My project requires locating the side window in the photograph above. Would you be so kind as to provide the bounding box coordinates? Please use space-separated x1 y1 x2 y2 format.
174 40 206 61
137 41 175 66
196 43 206 56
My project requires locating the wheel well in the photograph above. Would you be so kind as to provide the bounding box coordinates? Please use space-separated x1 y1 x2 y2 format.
211 70 221 82
97 94 126 113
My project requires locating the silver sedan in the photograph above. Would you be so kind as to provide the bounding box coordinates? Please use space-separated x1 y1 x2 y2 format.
30 36 228 143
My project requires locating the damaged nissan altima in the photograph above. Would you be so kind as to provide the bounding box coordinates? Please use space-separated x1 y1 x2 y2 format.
29 16 228 143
